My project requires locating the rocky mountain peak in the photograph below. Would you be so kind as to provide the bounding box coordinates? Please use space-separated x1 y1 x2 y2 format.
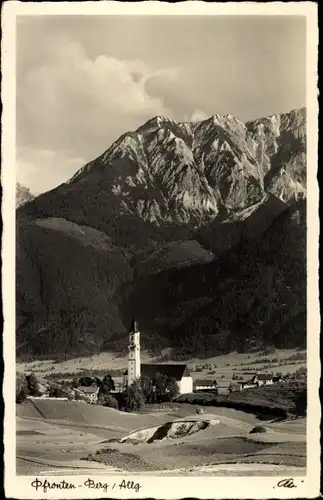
21 107 306 229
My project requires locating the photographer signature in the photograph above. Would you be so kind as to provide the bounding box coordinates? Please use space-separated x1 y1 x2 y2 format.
275 478 304 489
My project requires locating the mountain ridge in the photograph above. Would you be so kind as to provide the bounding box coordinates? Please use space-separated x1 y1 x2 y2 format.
19 107 306 231
16 107 307 358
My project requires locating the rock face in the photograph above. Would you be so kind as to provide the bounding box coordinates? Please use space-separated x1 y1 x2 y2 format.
69 108 306 224
16 183 35 208
21 108 306 229
246 108 306 202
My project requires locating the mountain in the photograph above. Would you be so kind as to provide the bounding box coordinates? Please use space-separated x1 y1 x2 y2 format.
16 108 307 358
120 201 306 357
16 183 35 208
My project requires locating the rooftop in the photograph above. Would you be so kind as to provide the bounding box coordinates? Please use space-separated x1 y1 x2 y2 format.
194 379 217 387
77 386 99 394
256 374 274 381
124 363 190 381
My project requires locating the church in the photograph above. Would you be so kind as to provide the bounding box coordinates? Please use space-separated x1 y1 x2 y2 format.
123 319 193 395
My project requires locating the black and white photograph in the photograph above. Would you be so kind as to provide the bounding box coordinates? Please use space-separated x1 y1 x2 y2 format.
2 1 319 498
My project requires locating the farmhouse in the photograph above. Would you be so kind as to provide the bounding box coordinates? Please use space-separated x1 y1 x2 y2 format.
251 374 274 386
77 386 99 404
229 382 243 393
194 379 218 392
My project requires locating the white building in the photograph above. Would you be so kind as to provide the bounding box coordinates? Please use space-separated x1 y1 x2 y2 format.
123 319 193 394
127 318 141 386
124 363 193 395
251 374 274 386
77 386 99 404
194 379 218 392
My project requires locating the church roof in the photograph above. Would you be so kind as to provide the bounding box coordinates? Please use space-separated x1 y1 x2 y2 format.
124 363 190 380
194 379 217 387
256 373 274 381
77 386 99 394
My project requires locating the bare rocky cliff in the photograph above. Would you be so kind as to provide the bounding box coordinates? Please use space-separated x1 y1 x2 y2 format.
64 107 306 226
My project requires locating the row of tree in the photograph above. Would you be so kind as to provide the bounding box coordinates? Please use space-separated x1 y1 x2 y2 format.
16 371 179 412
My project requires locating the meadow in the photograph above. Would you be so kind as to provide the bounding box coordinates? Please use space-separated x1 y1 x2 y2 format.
17 348 307 394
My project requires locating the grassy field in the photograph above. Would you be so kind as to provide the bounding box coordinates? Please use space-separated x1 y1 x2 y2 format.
176 382 306 419
16 398 306 476
17 348 306 392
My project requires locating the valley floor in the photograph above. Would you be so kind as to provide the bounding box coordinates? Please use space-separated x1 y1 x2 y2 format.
17 348 307 395
16 401 306 477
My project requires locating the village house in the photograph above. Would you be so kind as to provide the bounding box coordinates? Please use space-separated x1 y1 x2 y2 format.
193 379 218 393
251 374 274 386
229 373 286 393
228 382 243 393
77 386 99 404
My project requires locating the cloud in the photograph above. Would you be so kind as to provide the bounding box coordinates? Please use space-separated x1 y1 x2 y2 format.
189 110 210 122
17 39 177 191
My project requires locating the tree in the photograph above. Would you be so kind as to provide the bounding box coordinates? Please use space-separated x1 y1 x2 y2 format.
97 393 118 409
100 374 115 394
78 376 96 387
72 377 79 388
140 374 157 404
120 382 145 412
16 373 28 403
48 383 66 398
26 373 41 396
155 373 179 403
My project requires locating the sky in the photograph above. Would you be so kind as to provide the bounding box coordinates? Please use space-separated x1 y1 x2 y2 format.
16 15 306 194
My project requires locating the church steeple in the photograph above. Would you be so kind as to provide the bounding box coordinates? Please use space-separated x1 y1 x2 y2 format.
130 317 138 333
127 317 141 386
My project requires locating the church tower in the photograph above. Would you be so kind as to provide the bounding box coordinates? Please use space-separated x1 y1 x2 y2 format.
128 318 141 386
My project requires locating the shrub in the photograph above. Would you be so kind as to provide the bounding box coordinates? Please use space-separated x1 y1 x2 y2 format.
249 426 267 434
47 383 67 398
16 373 28 403
155 373 179 403
120 382 145 412
26 372 41 396
100 374 115 393
98 393 118 409
176 392 216 405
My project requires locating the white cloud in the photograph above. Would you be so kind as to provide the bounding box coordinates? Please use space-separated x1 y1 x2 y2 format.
189 110 210 122
17 40 176 191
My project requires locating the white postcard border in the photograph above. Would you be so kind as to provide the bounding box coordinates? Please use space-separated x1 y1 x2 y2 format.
2 2 319 499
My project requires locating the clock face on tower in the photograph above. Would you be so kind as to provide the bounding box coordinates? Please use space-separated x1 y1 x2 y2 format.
129 342 136 351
